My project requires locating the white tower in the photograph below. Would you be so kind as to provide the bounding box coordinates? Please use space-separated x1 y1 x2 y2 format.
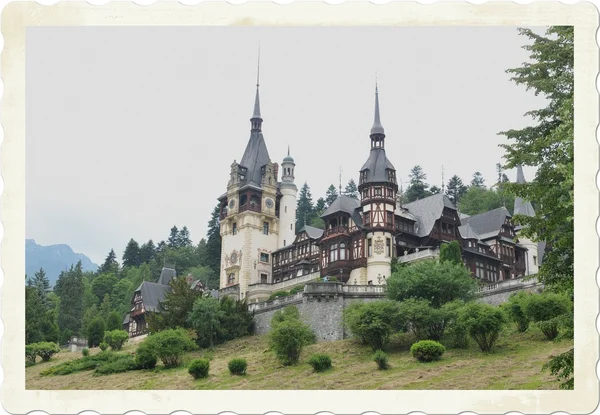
278 147 298 248
514 165 540 276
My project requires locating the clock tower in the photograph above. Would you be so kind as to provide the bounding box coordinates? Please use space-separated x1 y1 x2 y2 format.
218 75 280 301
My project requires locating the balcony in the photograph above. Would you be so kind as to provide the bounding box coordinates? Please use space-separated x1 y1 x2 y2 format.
397 248 439 263
239 204 261 214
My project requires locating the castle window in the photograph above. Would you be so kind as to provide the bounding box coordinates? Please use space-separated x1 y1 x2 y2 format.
375 188 382 197
533 255 537 265
283 240 286 246
285 206 287 213
263 222 269 235
232 223 237 235
260 253 269 263
387 212 393 226
476 262 485 279
260 273 268 283
368 238 373 257
290 224 293 230
340 243 347 260
364 212 370 226
386 238 391 257
228 273 235 285
330 244 338 262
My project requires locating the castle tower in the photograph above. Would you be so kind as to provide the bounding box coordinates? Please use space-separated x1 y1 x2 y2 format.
278 146 298 248
218 67 280 301
513 165 540 276
357 83 398 285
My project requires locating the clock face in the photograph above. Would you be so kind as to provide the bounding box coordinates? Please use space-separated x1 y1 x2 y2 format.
265 198 274 208
229 199 235 209
230 252 238 264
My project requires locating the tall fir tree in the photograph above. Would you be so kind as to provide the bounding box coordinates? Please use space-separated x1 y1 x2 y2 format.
139 239 156 265
471 171 486 188
429 186 441 195
167 226 180 248
296 182 315 231
122 238 141 268
446 175 468 206
404 165 432 203
179 226 192 247
205 204 222 274
325 184 338 207
55 261 85 335
343 179 359 200
99 249 120 275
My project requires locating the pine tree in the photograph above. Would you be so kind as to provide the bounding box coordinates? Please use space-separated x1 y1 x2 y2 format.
205 204 222 273
471 172 486 188
446 175 468 206
33 267 50 293
429 186 441 195
296 182 315 231
56 261 85 335
99 249 119 275
179 226 192 247
315 197 326 214
344 179 359 200
122 238 141 268
26 285 44 344
404 165 432 203
139 239 156 264
167 226 180 248
147 276 203 332
325 185 338 207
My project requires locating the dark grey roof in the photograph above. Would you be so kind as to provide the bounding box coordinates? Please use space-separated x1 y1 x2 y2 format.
299 225 324 239
239 131 271 188
283 146 294 163
122 312 130 325
158 267 177 285
321 195 361 218
460 207 511 237
514 165 536 217
359 149 395 183
459 212 471 220
403 193 457 237
458 223 479 240
134 281 171 313
252 87 261 119
538 241 547 264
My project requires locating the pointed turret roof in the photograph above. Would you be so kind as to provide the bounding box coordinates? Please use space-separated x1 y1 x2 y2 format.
370 84 385 136
513 165 535 217
252 86 261 119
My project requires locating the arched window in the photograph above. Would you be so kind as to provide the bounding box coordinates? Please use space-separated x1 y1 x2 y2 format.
228 273 235 284
340 243 347 260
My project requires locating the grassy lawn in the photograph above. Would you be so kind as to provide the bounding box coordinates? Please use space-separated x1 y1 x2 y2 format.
26 326 572 390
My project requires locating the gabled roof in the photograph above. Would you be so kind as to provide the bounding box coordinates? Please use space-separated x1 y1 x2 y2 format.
298 225 324 240
158 266 176 285
359 149 396 183
133 281 171 313
122 312 130 325
239 131 271 189
460 206 511 237
458 223 480 240
403 193 457 237
321 195 361 218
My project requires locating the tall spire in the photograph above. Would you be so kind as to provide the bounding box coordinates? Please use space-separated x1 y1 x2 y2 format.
251 44 262 131
516 164 526 184
370 82 385 136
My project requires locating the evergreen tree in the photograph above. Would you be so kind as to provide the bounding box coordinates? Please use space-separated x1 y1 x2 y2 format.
446 175 468 206
99 249 119 275
205 204 222 273
91 273 118 304
429 186 441 195
139 239 156 265
147 276 204 332
55 262 85 335
179 226 192 247
471 172 486 188
33 267 50 294
404 165 432 203
197 238 209 265
343 179 359 200
296 182 315 231
122 238 141 268
315 197 326 214
26 285 44 344
325 185 338 207
167 226 180 248
439 241 462 266
156 240 167 253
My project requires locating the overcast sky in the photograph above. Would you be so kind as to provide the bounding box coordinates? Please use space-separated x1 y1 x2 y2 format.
26 26 545 264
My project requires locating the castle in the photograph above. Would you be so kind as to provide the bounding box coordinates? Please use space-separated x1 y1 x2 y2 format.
217 77 544 304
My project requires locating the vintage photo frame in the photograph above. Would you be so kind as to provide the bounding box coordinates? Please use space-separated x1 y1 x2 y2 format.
2 1 598 414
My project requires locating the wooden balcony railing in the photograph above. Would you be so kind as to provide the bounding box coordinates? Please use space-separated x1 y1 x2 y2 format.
239 204 261 213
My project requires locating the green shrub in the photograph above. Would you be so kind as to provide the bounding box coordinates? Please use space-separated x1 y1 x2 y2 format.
228 358 248 375
25 344 38 363
269 311 315 365
524 293 572 340
289 285 306 295
343 300 403 351
441 300 469 348
268 291 290 301
458 302 506 352
105 311 122 331
373 350 389 370
307 354 332 372
40 351 113 376
99 342 109 352
143 328 197 368
135 342 157 369
188 358 210 379
398 299 449 341
104 330 129 351
94 355 137 375
33 342 60 362
82 347 89 357
504 291 532 332
410 340 446 362
87 317 106 348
